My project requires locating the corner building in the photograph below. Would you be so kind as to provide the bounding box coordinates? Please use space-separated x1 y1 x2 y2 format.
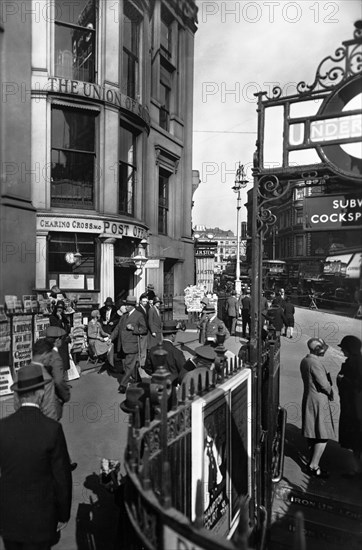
30 0 197 305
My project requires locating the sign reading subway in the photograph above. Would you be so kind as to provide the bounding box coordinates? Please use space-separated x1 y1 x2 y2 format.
304 195 362 230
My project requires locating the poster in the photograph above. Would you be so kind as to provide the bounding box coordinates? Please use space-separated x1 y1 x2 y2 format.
0 320 11 368
12 315 33 371
0 366 14 396
34 314 50 341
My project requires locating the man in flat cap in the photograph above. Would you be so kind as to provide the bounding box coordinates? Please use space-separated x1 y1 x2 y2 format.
145 320 186 386
99 297 120 335
0 362 72 549
111 295 148 393
199 305 230 346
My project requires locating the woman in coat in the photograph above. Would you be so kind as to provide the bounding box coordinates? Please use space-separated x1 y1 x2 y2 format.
337 335 362 477
300 337 335 478
87 310 113 361
49 300 71 370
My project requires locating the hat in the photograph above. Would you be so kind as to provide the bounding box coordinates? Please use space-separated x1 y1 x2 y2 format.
307 338 328 354
11 363 51 393
91 309 100 318
200 297 209 306
153 296 161 304
104 297 114 305
120 385 145 414
125 295 137 306
55 300 65 309
45 326 66 338
162 320 179 334
338 335 361 353
147 284 155 289
194 345 216 362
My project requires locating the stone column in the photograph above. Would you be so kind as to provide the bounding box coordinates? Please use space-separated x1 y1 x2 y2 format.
35 232 48 289
99 238 116 304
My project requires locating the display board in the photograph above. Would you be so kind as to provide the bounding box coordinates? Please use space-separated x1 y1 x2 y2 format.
34 314 50 341
11 315 33 371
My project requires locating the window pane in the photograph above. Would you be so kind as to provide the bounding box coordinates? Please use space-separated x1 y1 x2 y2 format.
118 163 135 215
55 0 95 25
122 51 137 98
52 108 95 151
49 232 96 274
123 12 139 55
51 150 94 208
55 25 95 82
119 127 135 164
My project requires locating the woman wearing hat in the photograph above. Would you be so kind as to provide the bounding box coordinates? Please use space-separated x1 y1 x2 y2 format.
49 300 71 370
337 335 362 477
87 310 114 364
99 297 120 335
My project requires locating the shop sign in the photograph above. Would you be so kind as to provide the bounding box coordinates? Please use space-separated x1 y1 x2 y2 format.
304 195 362 231
144 259 160 269
37 215 147 240
47 77 150 128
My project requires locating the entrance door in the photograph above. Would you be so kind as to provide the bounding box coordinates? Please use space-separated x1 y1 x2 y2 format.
114 267 132 306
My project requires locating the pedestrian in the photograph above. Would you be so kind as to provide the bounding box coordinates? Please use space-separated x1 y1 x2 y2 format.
225 290 239 335
146 284 156 303
136 293 150 368
87 310 114 366
300 338 335 478
49 300 71 370
240 289 252 339
44 326 71 414
145 320 186 386
199 305 230 346
284 296 295 338
147 296 163 349
336 335 362 478
266 299 287 336
0 363 72 549
178 345 216 383
99 297 120 335
110 295 148 393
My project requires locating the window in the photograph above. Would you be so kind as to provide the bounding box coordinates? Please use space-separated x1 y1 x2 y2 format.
48 232 96 275
158 168 170 235
122 3 140 99
54 0 96 83
294 187 304 200
296 236 304 256
160 7 172 58
160 66 172 130
295 208 303 225
119 126 137 216
51 106 97 209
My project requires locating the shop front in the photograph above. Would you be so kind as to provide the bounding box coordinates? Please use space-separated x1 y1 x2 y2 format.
35 213 148 314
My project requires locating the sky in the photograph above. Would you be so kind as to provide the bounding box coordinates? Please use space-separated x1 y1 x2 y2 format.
191 0 362 233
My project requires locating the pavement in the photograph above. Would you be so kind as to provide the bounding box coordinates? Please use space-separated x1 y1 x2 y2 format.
0 298 361 550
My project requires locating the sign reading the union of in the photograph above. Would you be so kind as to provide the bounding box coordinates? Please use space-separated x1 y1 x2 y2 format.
37 215 147 239
304 195 362 231
47 77 151 128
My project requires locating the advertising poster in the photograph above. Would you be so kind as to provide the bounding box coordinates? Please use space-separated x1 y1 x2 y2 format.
202 396 229 535
12 315 33 371
0 367 14 396
0 320 11 369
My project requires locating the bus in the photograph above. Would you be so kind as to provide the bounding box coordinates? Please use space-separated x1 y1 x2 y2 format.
262 260 288 290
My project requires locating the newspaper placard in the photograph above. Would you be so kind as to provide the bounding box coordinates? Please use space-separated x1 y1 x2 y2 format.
34 314 50 341
0 366 14 396
184 286 218 313
0 321 11 368
12 315 33 371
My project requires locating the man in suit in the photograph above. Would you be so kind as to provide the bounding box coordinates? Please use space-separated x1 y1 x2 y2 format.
147 296 163 350
136 293 150 368
145 320 186 386
240 289 252 339
99 297 120 335
110 295 148 393
0 363 72 550
44 326 71 413
225 290 239 335
199 305 230 346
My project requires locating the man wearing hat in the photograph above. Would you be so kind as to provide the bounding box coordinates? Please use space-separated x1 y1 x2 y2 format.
147 296 163 349
199 305 230 346
45 326 71 412
225 290 239 336
145 320 186 386
146 284 156 303
99 297 120 335
240 288 252 339
0 362 72 549
49 301 71 370
110 295 148 393
178 345 216 383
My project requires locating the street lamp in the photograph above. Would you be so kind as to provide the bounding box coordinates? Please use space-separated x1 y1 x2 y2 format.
232 163 249 296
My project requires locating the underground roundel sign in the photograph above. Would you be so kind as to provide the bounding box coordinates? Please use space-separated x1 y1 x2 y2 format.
311 75 362 180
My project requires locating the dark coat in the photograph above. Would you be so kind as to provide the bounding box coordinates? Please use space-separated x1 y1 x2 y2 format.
300 354 335 440
110 308 148 355
147 305 163 348
337 353 362 451
0 407 72 544
99 305 120 334
146 339 186 385
284 302 295 327
266 305 287 331
49 313 71 370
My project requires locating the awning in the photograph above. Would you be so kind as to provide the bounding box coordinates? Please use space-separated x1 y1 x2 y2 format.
346 253 362 278
324 254 353 264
